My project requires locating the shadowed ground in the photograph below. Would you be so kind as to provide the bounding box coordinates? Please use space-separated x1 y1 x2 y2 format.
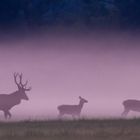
0 118 140 140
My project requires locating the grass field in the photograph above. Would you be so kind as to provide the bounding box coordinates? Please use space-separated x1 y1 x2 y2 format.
0 118 140 140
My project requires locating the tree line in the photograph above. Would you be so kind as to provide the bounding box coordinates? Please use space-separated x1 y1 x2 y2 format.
0 0 139 30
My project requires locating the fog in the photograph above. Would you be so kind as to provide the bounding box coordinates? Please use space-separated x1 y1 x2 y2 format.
0 33 140 120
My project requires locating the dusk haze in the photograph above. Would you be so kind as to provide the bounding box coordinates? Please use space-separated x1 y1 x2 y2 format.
0 34 140 119
0 0 140 140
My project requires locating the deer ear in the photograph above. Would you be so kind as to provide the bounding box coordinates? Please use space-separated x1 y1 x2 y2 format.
79 96 82 99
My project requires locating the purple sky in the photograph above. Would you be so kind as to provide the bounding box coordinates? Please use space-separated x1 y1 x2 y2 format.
0 33 140 120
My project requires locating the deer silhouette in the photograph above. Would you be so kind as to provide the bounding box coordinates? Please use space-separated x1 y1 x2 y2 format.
122 99 140 117
0 73 31 119
57 96 88 118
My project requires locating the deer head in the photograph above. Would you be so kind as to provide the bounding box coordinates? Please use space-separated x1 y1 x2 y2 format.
79 96 88 104
14 73 31 100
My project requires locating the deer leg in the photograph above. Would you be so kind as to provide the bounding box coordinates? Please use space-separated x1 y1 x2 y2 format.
73 114 80 120
121 108 130 117
4 110 12 119
58 112 64 118
4 111 9 119
72 115 75 119
7 111 12 119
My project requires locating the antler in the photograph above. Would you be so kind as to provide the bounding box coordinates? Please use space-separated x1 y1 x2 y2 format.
14 72 31 91
25 86 32 91
19 73 24 87
14 72 21 89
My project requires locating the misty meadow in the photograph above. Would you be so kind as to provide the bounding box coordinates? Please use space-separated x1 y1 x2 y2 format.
0 119 140 140
0 0 140 140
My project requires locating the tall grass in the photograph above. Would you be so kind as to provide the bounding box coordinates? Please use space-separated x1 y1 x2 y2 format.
0 118 140 140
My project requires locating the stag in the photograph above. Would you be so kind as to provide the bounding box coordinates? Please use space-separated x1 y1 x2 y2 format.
121 99 140 117
0 73 31 119
57 96 88 118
